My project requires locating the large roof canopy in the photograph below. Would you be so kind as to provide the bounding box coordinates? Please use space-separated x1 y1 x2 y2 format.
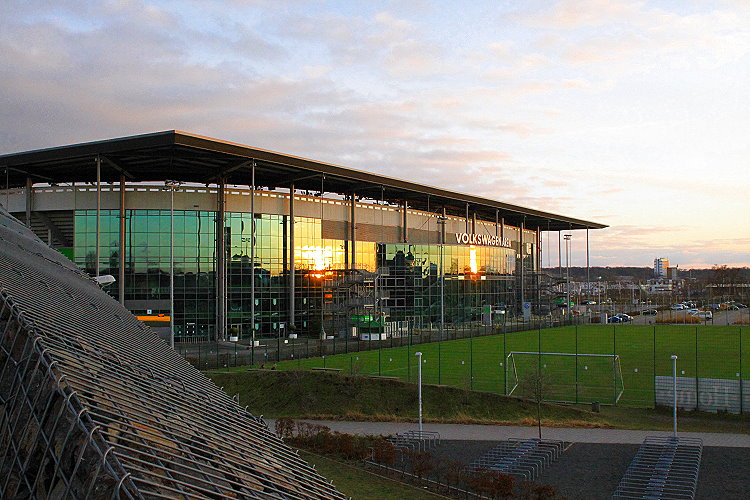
0 130 606 231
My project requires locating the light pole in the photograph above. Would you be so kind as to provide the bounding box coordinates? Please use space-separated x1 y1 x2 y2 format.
671 355 678 437
415 351 423 434
163 180 182 349
564 234 571 320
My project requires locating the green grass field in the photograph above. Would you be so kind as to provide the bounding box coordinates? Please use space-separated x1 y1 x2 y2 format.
275 324 749 407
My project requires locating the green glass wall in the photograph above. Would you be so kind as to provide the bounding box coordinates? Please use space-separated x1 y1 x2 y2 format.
74 209 536 341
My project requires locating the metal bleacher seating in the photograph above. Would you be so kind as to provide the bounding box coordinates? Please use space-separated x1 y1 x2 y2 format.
464 438 566 480
612 436 703 500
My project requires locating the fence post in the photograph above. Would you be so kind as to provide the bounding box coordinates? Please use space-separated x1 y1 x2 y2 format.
613 325 617 405
653 325 657 407
438 342 442 385
503 330 508 396
695 326 699 412
469 329 474 390
407 340 411 383
378 345 382 376
575 325 578 404
740 327 744 414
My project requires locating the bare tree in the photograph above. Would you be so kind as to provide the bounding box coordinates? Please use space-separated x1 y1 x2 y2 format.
518 366 555 439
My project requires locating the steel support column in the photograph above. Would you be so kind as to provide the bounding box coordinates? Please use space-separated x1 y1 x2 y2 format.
95 156 101 278
119 175 126 305
465 203 470 233
350 192 356 270
440 207 446 339
586 226 590 295
558 231 562 276
402 200 408 242
520 218 525 308
289 183 295 329
25 177 32 228
250 164 256 344
217 177 226 342
536 226 541 273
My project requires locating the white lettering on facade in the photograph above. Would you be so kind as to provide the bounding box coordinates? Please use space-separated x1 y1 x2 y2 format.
453 232 511 248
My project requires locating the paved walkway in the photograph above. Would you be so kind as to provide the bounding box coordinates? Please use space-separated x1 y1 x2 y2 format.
267 419 750 447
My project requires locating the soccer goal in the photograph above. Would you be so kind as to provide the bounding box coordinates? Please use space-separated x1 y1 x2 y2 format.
505 351 624 405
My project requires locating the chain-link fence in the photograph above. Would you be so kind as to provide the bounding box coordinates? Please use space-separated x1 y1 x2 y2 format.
178 321 750 412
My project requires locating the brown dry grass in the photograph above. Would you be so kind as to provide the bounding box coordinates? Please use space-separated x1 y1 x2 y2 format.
298 412 614 429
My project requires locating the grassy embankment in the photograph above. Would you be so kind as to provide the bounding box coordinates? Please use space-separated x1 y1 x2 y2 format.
206 369 750 433
298 450 449 500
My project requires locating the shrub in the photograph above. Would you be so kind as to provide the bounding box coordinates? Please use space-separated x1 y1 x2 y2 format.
274 417 295 440
411 452 434 479
372 440 396 465
533 484 558 499
486 470 515 499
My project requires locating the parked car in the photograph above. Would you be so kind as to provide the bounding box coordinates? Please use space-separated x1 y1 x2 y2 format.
582 300 597 305
736 303 748 309
728 305 741 311
643 309 658 315
690 310 713 320
615 313 633 322
607 316 622 323
669 304 685 310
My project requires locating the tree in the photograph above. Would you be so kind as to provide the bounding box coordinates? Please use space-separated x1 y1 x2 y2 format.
518 367 555 439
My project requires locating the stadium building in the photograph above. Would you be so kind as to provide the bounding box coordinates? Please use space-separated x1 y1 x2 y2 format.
0 131 606 343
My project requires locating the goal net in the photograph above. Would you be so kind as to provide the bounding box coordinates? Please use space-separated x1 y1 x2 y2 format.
505 351 624 405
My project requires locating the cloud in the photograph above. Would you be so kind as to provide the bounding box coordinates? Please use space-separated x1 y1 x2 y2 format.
517 0 645 29
2 0 749 270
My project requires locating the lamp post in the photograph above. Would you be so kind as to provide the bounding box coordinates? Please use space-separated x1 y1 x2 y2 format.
163 180 182 349
564 234 571 320
415 351 423 434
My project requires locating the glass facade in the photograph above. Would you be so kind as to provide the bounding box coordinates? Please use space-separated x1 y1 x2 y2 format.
74 204 538 342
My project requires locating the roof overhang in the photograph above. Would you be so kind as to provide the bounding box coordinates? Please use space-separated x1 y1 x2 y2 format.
0 130 607 231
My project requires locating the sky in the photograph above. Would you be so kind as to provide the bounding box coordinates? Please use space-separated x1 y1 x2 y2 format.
1 0 749 268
